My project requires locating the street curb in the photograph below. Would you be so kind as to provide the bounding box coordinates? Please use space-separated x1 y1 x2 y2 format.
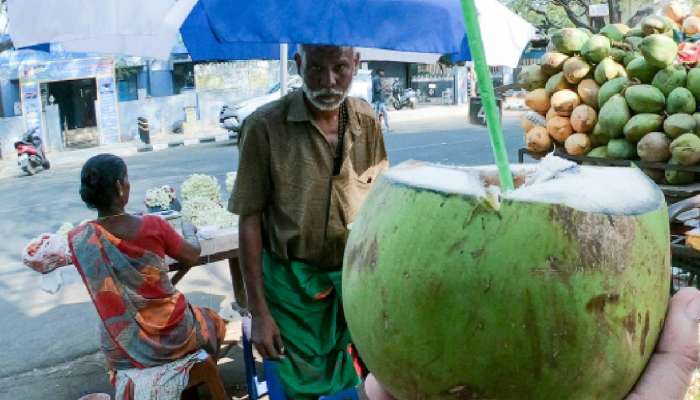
137 133 235 153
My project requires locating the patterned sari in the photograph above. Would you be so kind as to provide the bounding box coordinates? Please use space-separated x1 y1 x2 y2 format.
67 222 226 371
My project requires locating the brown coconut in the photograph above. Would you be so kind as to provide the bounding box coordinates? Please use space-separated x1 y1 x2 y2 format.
563 56 591 84
666 3 688 23
520 111 546 134
525 89 551 114
525 126 553 153
570 104 598 133
547 116 574 143
565 133 592 155
551 89 581 117
577 79 600 108
684 16 700 35
541 52 570 75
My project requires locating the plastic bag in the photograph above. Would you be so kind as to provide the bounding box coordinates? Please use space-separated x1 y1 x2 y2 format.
22 233 71 274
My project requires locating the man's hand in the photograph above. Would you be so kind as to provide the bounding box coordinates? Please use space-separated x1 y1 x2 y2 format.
626 286 700 400
252 311 285 360
365 288 700 400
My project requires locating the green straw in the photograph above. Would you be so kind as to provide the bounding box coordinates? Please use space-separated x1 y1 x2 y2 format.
459 0 515 191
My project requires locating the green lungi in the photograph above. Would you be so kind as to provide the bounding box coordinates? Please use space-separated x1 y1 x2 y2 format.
262 251 361 399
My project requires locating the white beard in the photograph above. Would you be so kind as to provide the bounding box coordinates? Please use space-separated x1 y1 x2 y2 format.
302 83 349 111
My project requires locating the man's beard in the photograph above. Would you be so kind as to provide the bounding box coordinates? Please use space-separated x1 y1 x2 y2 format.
302 83 349 111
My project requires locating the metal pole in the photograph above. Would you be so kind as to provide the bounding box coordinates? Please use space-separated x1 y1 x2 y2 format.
280 43 289 96
459 0 515 191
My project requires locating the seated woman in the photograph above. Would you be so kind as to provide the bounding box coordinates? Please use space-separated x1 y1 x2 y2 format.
33 154 226 380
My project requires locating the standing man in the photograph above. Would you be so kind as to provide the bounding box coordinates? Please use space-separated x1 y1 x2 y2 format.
230 44 389 399
371 69 390 131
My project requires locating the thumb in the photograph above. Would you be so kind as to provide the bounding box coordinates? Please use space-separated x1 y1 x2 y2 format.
626 287 700 400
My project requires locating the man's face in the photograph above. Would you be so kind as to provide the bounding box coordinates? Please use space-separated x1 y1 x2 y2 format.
295 45 359 111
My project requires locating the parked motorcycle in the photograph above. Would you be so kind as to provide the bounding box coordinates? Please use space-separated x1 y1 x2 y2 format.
390 82 417 110
14 128 50 176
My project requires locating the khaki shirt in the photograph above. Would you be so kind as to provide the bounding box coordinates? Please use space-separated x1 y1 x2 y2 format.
229 90 389 269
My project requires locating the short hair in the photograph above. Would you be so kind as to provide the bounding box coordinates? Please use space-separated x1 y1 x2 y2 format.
79 154 127 210
297 44 356 67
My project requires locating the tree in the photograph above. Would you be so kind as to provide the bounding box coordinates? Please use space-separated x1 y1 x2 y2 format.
506 0 662 33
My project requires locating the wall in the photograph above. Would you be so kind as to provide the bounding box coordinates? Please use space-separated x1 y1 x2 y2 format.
0 79 20 117
117 92 196 141
0 115 25 159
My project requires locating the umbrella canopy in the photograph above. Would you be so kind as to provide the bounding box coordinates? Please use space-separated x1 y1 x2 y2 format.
8 0 534 67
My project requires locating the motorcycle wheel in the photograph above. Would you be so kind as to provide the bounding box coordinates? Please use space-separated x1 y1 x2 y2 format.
22 165 34 176
393 101 400 110
42 159 51 170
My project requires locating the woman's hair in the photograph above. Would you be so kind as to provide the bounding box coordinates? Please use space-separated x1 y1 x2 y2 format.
79 154 127 210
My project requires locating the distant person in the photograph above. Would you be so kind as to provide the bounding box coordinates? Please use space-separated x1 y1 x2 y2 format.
372 69 390 131
24 154 226 398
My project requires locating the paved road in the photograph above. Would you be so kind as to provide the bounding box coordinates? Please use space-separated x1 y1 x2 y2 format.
0 109 525 399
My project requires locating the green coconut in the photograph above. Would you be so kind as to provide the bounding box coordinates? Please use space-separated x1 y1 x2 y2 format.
545 72 571 94
641 16 672 36
624 84 665 113
587 146 609 158
608 48 627 64
664 113 697 139
651 66 687 97
693 113 700 135
591 123 611 146
564 56 592 84
598 76 630 107
637 132 671 162
626 57 659 84
625 36 644 50
518 65 548 91
582 35 611 64
541 52 570 75
670 133 700 165
595 57 627 85
552 28 590 55
599 94 631 137
607 138 638 159
666 156 695 184
686 68 700 102
344 161 669 400
666 87 697 114
623 113 664 143
622 51 640 67
626 27 643 38
639 34 678 68
601 23 630 41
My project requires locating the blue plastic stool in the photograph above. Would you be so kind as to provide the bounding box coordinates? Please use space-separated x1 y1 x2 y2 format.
241 318 359 400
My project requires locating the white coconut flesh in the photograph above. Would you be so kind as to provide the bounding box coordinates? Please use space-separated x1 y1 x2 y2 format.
384 154 664 215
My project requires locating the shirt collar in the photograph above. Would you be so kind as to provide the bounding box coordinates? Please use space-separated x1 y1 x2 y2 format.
287 90 363 136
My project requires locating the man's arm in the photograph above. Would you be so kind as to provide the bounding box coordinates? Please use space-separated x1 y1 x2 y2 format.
239 213 283 359
229 116 283 359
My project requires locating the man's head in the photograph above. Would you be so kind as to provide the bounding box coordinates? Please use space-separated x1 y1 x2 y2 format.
377 69 385 77
295 44 360 111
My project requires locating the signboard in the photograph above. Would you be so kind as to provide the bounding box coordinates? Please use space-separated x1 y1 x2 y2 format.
589 3 609 17
20 81 43 143
97 76 120 144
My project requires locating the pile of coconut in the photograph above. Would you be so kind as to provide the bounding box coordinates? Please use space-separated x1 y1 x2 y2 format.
520 5 700 185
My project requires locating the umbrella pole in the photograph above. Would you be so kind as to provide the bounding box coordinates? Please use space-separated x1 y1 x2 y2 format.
280 43 289 96
459 0 515 192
